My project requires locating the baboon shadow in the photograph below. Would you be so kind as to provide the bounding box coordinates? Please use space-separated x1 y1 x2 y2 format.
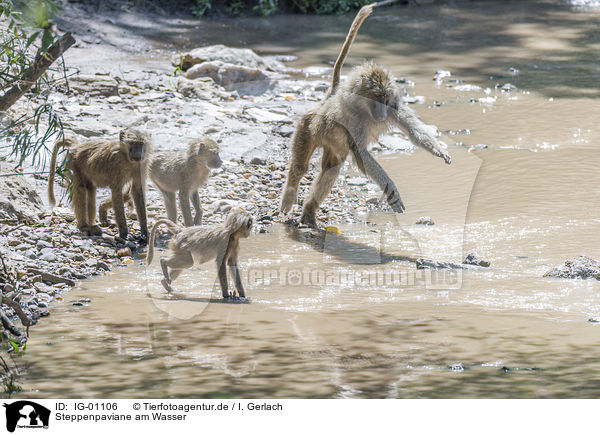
284 223 467 269
151 292 251 304
284 223 417 265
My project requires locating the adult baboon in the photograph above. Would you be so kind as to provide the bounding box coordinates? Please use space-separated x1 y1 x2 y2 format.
280 1 452 227
147 207 253 298
48 128 151 242
99 137 222 227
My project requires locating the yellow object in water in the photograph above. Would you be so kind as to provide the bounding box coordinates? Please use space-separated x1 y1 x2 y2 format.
324 226 341 234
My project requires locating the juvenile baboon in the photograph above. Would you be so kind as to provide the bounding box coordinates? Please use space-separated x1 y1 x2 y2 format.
48 128 151 242
280 1 452 227
99 137 222 227
147 207 253 298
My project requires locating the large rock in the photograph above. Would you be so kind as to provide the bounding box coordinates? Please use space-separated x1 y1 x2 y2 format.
173 45 283 72
0 164 44 224
544 256 600 280
185 61 269 88
66 74 120 97
177 77 230 100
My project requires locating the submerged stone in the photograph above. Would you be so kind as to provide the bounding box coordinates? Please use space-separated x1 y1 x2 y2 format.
544 256 600 280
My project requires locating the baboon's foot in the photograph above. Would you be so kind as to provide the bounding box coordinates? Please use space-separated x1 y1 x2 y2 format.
300 207 318 228
89 225 103 236
160 258 171 284
161 278 173 292
136 231 148 246
78 224 102 236
280 188 297 214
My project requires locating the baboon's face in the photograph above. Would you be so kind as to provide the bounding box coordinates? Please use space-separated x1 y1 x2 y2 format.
199 141 222 168
357 65 397 123
366 86 398 123
206 151 223 169
241 217 253 237
369 96 388 122
128 140 148 162
120 128 150 162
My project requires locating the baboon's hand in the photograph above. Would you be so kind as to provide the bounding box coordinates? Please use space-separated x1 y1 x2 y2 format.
440 149 451 165
280 188 297 214
384 183 405 213
420 134 451 164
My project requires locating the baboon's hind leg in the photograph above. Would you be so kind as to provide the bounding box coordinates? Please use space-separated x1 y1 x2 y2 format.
98 196 112 227
86 186 102 236
72 173 91 234
301 149 345 227
160 251 193 292
99 190 134 226
281 116 316 214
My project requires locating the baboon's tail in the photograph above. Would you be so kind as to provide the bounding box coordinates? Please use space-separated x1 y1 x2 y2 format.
47 137 77 208
327 0 401 98
146 219 182 265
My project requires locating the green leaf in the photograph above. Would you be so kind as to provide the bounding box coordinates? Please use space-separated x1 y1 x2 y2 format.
25 31 40 49
41 29 53 53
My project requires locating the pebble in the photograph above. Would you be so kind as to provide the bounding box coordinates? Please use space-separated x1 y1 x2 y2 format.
117 247 132 258
416 216 435 225
39 252 58 262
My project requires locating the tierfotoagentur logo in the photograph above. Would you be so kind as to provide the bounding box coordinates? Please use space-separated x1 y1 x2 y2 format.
3 401 50 432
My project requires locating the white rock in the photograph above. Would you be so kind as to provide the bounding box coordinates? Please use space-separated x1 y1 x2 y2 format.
246 108 287 123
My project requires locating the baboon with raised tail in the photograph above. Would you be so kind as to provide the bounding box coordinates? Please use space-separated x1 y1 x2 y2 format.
280 0 451 227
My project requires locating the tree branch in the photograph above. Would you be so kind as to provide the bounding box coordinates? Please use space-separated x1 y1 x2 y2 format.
0 32 76 112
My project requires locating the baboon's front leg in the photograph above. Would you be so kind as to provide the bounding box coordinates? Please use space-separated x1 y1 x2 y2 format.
131 181 148 243
111 187 129 239
281 116 315 214
300 150 344 227
179 189 193 227
161 190 177 223
217 255 230 298
191 191 203 226
351 142 405 213
227 257 245 298
393 103 451 164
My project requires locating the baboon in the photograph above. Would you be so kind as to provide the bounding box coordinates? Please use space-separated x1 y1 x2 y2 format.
99 137 222 227
280 0 452 227
48 128 151 242
146 207 253 298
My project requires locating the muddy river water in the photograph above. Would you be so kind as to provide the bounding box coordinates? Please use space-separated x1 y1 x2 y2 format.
17 1 600 398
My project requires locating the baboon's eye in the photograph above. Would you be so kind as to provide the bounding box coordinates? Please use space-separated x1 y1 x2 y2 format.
247 219 253 228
